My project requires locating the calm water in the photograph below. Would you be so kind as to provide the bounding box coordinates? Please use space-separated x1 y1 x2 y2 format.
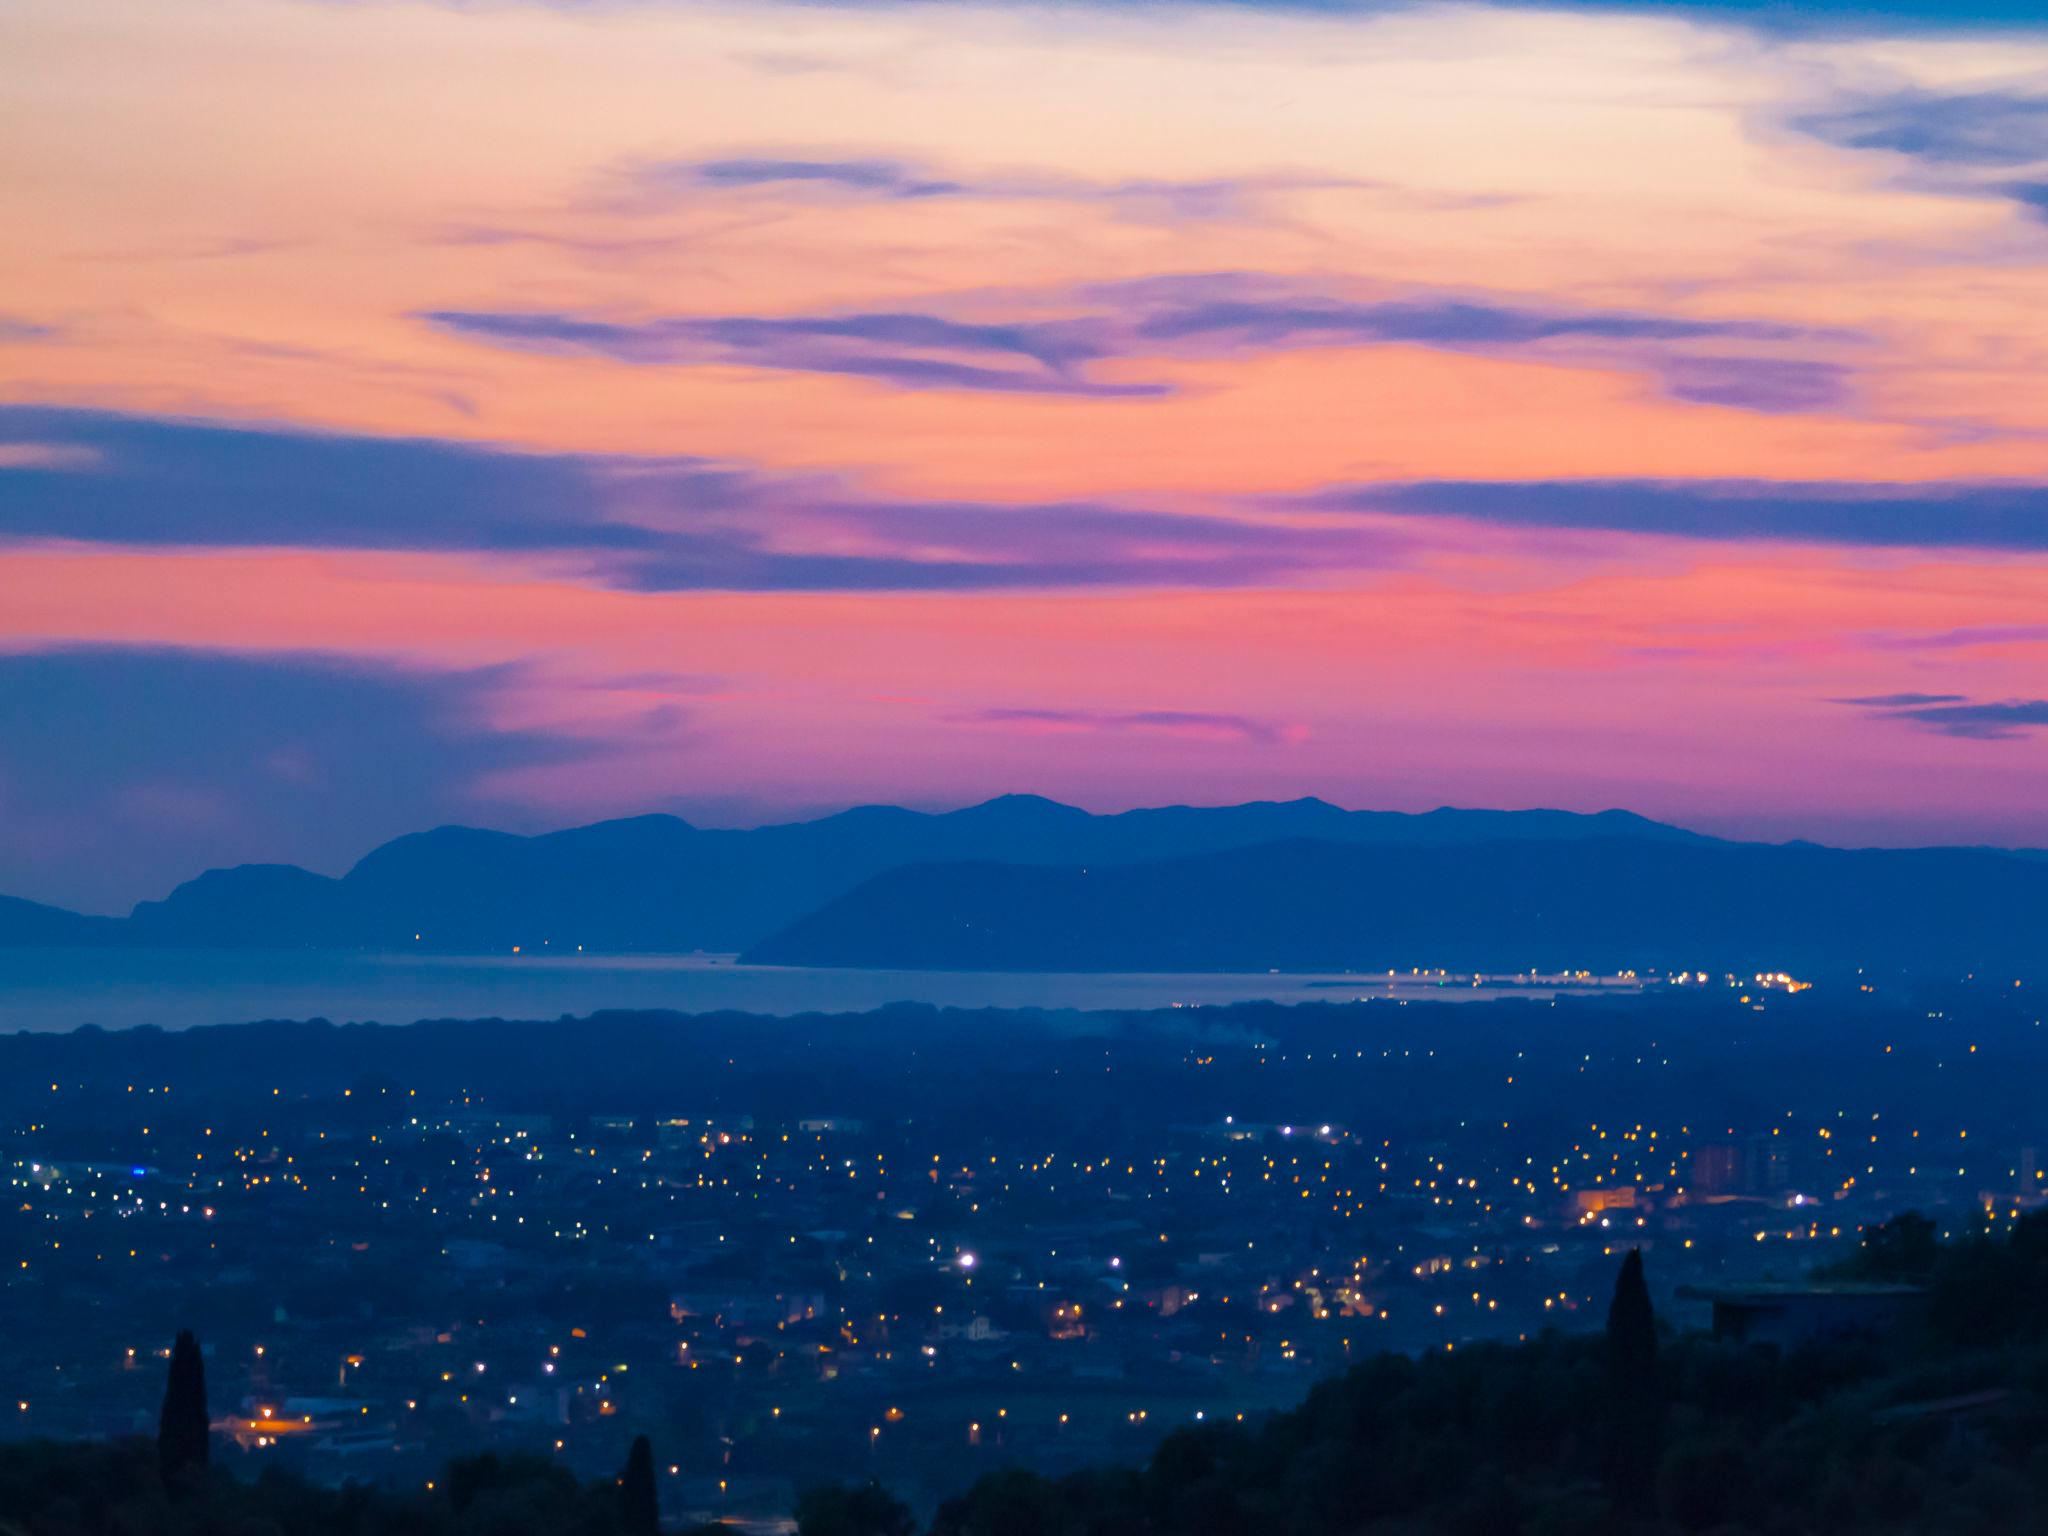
0 950 1635 1033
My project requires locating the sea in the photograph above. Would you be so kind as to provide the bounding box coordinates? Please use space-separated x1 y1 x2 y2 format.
0 950 1641 1033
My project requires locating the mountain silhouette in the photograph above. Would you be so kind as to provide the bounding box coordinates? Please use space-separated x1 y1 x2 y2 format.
743 834 2048 976
4 797 1711 953
0 893 125 946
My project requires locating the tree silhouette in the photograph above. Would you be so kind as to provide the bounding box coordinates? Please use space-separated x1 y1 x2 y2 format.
798 1479 917 1536
619 1434 660 1536
1603 1248 1661 1505
1850 1211 1939 1279
157 1329 210 1489
1606 1247 1656 1381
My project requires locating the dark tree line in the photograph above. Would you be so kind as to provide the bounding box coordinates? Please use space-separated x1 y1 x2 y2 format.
0 1332 673 1536
812 1216 2048 1536
13 1221 2048 1536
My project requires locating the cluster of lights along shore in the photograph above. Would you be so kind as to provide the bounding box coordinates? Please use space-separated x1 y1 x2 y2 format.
4 973 2040 1517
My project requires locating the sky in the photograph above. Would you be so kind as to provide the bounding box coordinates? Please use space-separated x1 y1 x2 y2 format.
4 0 2048 911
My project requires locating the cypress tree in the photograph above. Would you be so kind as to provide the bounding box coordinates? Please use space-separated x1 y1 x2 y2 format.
157 1329 210 1489
1603 1248 1661 1505
619 1433 660 1536
1606 1247 1656 1383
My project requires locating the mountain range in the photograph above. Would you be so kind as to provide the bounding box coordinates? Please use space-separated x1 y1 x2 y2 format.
747 834 2048 976
2 795 2042 974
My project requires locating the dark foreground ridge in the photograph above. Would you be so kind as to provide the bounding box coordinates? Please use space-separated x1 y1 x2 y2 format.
8 1217 2048 1536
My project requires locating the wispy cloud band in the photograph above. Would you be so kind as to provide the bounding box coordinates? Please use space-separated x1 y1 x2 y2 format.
0 407 1407 592
423 272 1854 411
960 706 1303 745
419 308 1150 396
1834 691 2048 740
1309 478 2048 550
15 412 2048 601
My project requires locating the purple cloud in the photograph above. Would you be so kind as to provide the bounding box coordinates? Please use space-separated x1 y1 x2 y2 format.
2004 181 2048 218
671 157 965 198
1793 87 2048 224
1795 89 2048 168
1304 477 2048 550
1833 691 2048 740
424 274 1851 411
1864 625 2048 651
1109 277 1851 413
1829 692 1969 706
1657 356 1852 414
1131 296 1809 348
961 707 1301 745
420 308 1155 397
619 154 1373 224
0 407 1408 592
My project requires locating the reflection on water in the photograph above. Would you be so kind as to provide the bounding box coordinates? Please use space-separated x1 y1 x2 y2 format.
0 950 1640 1033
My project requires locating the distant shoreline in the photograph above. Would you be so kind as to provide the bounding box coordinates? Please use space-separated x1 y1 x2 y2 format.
0 948 1640 1035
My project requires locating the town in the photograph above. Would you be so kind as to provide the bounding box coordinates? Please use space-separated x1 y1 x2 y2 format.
3 973 2040 1525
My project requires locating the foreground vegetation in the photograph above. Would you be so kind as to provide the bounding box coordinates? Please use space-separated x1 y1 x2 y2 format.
5 1211 2048 1536
909 1211 2048 1536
